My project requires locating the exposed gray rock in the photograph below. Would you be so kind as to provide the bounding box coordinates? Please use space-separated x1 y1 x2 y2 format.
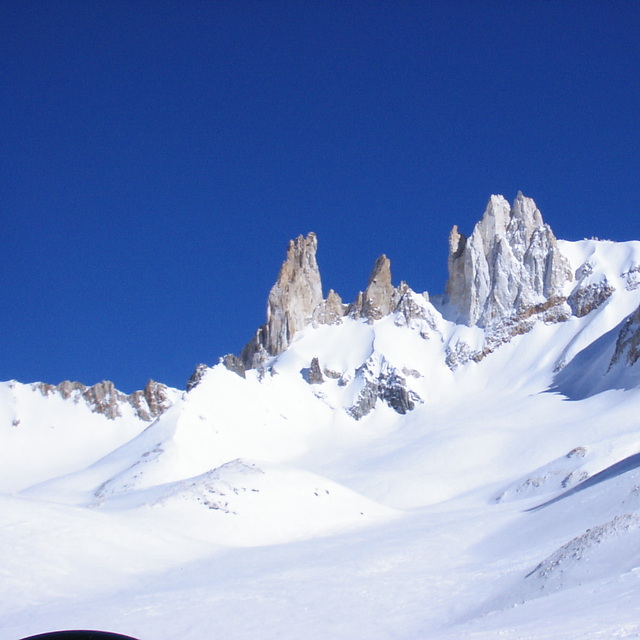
347 354 421 420
480 296 571 355
34 379 173 421
312 289 346 326
525 514 640 586
349 255 395 322
379 367 419 415
55 380 87 400
445 340 476 370
221 354 246 379
129 380 174 421
622 266 640 291
444 296 571 371
242 233 323 367
568 279 615 317
609 305 640 368
446 193 572 328
302 357 324 385
187 363 210 391
85 381 124 419
393 283 439 338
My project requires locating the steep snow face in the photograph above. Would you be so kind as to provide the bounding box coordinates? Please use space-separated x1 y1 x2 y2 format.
446 193 572 327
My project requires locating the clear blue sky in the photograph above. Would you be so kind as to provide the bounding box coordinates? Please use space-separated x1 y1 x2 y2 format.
2 1 639 392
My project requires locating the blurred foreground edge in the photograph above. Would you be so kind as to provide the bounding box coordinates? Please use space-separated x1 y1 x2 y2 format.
20 632 140 640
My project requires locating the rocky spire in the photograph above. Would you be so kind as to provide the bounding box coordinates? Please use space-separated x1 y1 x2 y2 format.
242 233 323 367
312 289 346 326
349 254 396 322
446 192 572 327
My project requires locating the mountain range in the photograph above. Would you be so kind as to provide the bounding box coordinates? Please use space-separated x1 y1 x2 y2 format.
3 193 640 639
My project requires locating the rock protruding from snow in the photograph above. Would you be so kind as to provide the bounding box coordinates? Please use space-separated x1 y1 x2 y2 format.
34 379 174 421
129 380 174 421
568 278 615 317
242 233 324 368
347 353 422 420
495 446 589 503
349 255 395 322
312 289 347 326
220 354 246 379
303 357 325 385
567 261 615 317
393 284 439 338
187 363 210 391
524 514 640 590
446 192 572 327
609 305 640 368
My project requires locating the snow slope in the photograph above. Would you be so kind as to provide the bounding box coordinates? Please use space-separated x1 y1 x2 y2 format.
4 234 640 639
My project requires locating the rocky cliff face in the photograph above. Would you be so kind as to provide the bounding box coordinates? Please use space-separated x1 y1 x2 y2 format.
34 379 174 421
349 255 395 321
609 305 640 369
239 235 440 372
241 233 324 368
346 353 422 420
446 192 572 327
235 192 583 413
312 289 347 326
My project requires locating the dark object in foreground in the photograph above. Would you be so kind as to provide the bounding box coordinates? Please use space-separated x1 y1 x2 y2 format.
20 632 140 640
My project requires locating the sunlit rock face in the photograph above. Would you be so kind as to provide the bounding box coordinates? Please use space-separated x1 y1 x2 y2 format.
446 192 572 327
242 233 324 367
312 289 346 326
34 379 173 421
348 255 395 322
610 304 640 369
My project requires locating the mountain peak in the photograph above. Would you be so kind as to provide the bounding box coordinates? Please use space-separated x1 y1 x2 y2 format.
349 254 395 322
446 193 572 327
241 232 323 367
240 193 577 370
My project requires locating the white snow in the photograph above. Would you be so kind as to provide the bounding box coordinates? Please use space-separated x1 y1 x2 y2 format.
5 237 640 639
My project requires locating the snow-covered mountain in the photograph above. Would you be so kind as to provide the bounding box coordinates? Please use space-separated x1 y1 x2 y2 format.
4 193 640 640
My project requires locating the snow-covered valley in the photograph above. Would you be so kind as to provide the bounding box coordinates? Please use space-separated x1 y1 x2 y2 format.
4 194 640 639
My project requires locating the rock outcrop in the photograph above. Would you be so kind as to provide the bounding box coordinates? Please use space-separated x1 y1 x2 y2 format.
242 233 324 368
302 357 325 385
239 228 447 375
568 279 615 317
349 255 395 322
128 380 174 421
34 379 173 421
220 354 246 379
347 354 421 420
312 289 346 326
609 305 640 369
238 193 573 379
446 192 572 327
393 283 439 338
187 363 209 391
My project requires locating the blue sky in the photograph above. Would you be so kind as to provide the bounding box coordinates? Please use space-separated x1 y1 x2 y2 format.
2 1 640 393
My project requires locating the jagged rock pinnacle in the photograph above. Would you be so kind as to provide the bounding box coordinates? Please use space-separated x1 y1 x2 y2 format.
446 193 572 327
312 289 346 326
349 254 395 322
242 233 323 367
